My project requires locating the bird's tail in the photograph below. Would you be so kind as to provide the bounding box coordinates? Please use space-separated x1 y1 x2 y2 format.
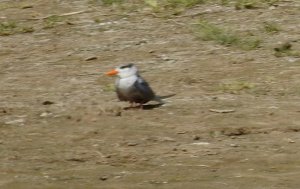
153 96 165 104
153 94 176 104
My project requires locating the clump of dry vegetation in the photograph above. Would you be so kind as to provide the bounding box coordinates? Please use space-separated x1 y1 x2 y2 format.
0 21 34 36
219 81 255 94
194 21 261 50
88 0 125 5
274 42 300 58
144 0 205 13
263 21 280 34
43 15 65 29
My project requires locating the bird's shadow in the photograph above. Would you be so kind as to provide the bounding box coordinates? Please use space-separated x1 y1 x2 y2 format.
143 103 164 110
123 93 176 110
123 103 163 110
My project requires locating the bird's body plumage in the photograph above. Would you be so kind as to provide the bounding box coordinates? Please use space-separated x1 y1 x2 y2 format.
106 64 162 106
116 74 155 104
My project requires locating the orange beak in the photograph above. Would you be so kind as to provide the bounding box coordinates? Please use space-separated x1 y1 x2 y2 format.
106 69 118 76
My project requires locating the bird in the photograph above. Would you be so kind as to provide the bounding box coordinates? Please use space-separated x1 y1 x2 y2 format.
106 64 164 107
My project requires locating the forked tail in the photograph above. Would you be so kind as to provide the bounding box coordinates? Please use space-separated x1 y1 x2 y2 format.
153 94 176 104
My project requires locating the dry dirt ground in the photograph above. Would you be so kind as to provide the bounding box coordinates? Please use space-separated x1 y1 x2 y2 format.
1 0 300 188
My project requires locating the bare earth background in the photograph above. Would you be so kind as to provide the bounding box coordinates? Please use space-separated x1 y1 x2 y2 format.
1 0 300 188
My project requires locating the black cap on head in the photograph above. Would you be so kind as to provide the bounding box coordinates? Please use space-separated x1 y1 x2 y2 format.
120 63 134 69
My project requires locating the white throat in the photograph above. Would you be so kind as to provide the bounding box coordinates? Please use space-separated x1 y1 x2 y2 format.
117 75 138 89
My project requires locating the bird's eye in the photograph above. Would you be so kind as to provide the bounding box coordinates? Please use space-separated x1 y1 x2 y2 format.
120 64 133 69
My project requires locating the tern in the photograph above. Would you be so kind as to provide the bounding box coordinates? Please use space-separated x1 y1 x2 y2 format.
106 64 164 107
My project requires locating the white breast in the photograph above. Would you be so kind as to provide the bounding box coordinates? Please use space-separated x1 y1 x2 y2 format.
117 75 138 90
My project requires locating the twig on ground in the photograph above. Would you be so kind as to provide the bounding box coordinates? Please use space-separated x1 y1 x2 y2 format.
209 109 236 113
26 10 89 20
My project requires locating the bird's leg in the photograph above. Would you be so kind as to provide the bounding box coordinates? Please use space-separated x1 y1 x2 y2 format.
129 102 134 108
138 103 143 110
128 102 143 109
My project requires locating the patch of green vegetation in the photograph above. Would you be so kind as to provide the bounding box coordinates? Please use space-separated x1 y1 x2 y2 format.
145 0 205 13
43 15 64 29
194 21 261 50
165 0 205 8
103 84 116 92
93 18 101 23
195 21 239 45
102 0 124 5
144 0 158 8
88 0 124 5
265 0 280 6
204 0 278 9
235 0 257 9
0 21 34 36
21 4 33 9
19 26 35 33
263 21 280 33
218 0 231 5
145 0 205 8
274 42 300 58
219 81 255 94
0 2 36 10
0 4 8 10
234 0 280 9
0 21 17 36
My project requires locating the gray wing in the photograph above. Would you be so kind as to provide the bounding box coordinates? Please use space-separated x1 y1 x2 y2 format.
133 77 155 103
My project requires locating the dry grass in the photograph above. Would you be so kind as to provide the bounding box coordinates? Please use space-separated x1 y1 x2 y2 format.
0 21 34 36
194 21 261 50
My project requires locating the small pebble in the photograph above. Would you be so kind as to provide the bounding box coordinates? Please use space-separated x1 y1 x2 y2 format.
114 111 122 116
230 144 239 147
5 119 25 125
22 5 33 9
177 131 187 134
191 142 210 145
40 112 52 117
127 142 138 146
66 21 75 25
206 151 218 155
212 96 218 100
161 137 175 142
99 176 108 181
161 56 171 61
42 101 54 105
135 39 147 45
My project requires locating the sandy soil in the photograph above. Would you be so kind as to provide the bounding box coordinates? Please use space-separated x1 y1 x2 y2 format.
1 0 300 188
